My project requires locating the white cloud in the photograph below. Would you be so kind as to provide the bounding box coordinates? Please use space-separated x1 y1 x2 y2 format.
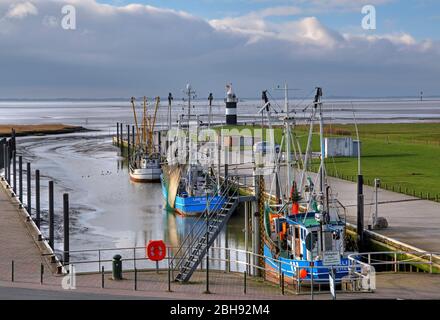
0 0 438 98
5 1 38 19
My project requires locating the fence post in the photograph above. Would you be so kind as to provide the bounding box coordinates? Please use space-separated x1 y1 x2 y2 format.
281 272 285 295
101 266 105 288
167 247 172 292
134 268 137 291
40 263 44 284
244 271 247 294
35 170 40 229
26 163 31 214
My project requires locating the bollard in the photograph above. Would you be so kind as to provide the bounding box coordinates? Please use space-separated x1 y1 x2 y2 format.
18 156 23 203
102 266 105 288
112 254 123 280
63 193 70 265
35 170 40 229
26 163 31 215
40 263 44 285
48 181 54 249
244 271 247 294
11 261 14 282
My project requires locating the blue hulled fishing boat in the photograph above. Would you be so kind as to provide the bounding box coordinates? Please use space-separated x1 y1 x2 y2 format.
262 87 354 284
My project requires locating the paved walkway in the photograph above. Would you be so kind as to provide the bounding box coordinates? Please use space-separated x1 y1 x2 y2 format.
0 178 56 284
1 272 439 300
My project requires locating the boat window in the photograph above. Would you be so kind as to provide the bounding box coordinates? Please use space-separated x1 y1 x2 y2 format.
305 231 318 251
295 227 299 239
324 232 333 251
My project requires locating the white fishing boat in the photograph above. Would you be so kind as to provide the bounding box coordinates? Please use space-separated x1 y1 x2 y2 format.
129 96 162 183
129 152 161 182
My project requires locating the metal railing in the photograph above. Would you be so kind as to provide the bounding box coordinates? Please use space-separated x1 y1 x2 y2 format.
56 245 374 295
170 175 240 277
348 251 440 274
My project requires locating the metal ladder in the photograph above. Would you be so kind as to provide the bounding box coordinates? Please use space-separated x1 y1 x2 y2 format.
171 176 240 282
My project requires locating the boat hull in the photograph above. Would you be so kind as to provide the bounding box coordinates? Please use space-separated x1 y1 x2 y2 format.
129 167 161 183
264 244 351 284
161 174 225 216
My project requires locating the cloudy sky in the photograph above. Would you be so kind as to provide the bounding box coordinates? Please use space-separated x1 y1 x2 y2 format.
0 0 439 99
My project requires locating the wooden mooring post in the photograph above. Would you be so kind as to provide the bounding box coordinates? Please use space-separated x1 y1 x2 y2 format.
35 170 41 229
18 156 23 204
48 181 54 249
116 122 119 147
26 162 31 215
63 193 70 265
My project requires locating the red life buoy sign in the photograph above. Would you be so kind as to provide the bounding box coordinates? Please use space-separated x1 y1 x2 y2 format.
146 240 166 262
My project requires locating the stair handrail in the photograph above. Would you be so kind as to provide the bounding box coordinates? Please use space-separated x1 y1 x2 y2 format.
172 178 239 272
170 175 239 272
173 184 240 279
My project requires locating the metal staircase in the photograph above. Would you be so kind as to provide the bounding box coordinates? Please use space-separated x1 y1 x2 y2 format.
171 176 240 282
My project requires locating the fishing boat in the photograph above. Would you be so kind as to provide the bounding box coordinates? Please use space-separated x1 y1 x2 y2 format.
160 84 224 216
262 86 353 284
129 96 162 182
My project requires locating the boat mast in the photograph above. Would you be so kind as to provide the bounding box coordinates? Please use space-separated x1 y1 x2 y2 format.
283 83 292 199
315 87 325 196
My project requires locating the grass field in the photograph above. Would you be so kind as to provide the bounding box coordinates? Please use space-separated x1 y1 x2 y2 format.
219 123 440 200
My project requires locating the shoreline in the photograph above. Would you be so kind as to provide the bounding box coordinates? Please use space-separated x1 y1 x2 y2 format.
0 124 92 137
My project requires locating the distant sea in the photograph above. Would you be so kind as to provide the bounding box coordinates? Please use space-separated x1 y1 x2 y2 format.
0 98 439 130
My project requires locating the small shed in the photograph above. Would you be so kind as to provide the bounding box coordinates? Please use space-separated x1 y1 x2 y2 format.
325 137 361 158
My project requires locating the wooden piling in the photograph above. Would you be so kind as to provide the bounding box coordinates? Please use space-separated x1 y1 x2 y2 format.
18 156 23 203
63 193 70 265
12 151 16 194
26 163 31 215
116 122 119 147
48 181 54 249
35 170 41 229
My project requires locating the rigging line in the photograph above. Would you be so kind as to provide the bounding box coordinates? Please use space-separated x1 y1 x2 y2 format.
265 91 283 114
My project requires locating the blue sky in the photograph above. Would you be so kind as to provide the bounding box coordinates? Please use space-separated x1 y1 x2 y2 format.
0 0 438 98
99 0 440 40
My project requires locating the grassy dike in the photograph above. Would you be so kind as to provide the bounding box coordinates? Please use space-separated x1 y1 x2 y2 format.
217 123 440 201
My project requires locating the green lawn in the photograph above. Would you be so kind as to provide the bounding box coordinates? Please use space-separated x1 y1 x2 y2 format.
218 123 440 200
